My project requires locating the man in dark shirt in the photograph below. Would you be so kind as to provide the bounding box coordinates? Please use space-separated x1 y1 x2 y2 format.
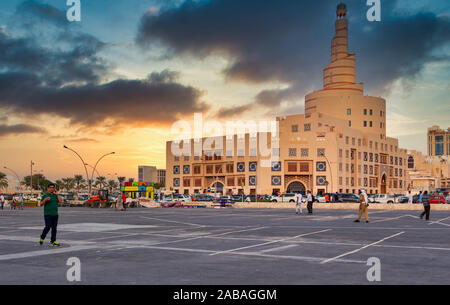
420 191 431 221
39 184 62 246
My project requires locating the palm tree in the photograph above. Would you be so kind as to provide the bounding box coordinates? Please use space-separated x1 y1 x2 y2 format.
128 178 134 183
73 175 86 192
107 180 118 192
95 176 106 189
62 177 75 192
117 176 126 186
0 172 8 191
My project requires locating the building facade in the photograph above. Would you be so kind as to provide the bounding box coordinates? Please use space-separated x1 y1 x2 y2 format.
166 2 409 196
138 166 166 185
428 126 450 156
407 150 450 193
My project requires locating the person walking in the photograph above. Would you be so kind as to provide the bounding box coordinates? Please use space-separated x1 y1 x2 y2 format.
11 195 16 210
420 191 431 221
19 194 24 210
295 192 303 215
408 191 413 204
0 194 4 210
418 191 423 204
121 192 127 211
306 190 313 214
39 184 62 247
354 189 369 223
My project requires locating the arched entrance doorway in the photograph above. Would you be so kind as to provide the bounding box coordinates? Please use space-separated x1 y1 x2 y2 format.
380 174 387 194
210 181 224 195
286 181 306 194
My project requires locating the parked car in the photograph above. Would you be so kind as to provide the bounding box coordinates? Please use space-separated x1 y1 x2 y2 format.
429 195 446 204
337 193 360 203
231 195 245 201
395 195 409 203
446 194 450 204
372 194 395 204
271 193 299 203
174 194 191 202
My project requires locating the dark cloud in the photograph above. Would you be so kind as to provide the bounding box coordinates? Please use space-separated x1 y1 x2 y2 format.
0 124 46 137
137 0 450 106
0 1 209 129
67 138 99 143
214 104 253 119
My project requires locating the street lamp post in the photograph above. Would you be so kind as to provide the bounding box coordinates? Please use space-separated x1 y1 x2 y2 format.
90 152 115 194
3 166 22 190
63 145 90 194
319 152 334 194
30 161 35 197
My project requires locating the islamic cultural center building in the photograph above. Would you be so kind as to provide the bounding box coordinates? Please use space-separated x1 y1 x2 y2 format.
166 2 409 196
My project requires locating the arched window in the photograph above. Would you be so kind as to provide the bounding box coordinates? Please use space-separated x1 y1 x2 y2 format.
408 156 414 169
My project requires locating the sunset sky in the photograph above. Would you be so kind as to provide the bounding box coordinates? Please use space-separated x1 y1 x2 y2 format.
0 0 449 185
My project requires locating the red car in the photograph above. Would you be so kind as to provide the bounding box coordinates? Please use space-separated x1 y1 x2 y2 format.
429 195 446 204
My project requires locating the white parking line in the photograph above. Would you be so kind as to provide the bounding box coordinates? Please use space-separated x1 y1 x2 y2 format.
320 231 405 264
259 244 298 253
140 216 206 227
0 245 100 261
209 229 332 256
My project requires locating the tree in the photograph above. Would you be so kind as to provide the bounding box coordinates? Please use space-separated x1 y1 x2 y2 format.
128 178 134 183
117 176 126 185
22 174 47 191
95 176 106 189
107 180 118 192
0 172 8 190
73 175 86 192
61 177 75 192
55 180 63 190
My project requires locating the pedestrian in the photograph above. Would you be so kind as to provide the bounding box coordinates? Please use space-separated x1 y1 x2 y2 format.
408 191 413 204
295 192 303 215
0 194 4 210
420 191 431 221
306 190 313 214
418 191 423 204
121 192 127 211
115 194 121 210
19 194 24 210
11 195 16 210
354 189 369 223
39 184 62 247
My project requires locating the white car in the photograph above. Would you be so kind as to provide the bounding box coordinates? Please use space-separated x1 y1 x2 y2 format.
371 194 395 204
271 193 305 203
174 194 191 202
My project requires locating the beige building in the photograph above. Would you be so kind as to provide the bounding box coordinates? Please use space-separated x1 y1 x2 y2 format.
407 150 450 193
138 166 166 185
166 2 409 196
428 126 450 156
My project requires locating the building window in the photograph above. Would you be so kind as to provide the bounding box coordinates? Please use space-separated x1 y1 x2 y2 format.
271 176 282 186
348 121 351 127
173 166 180 175
347 109 351 115
249 176 256 186
370 121 373 127
301 148 309 157
173 178 180 187
346 137 349 145
292 125 298 132
339 149 343 158
370 109 373 116
183 165 190 175
288 162 297 172
184 156 190 161
227 177 234 187
289 148 297 157
364 165 368 174
358 139 361 146
369 153 373 162
352 138 355 146
364 109 367 115
249 162 257 172
194 165 201 175
316 162 326 172
339 163 343 171
316 176 327 186
237 162 245 172
346 150 349 158
272 162 281 172
408 156 414 169
300 162 309 172
304 124 311 131
364 152 368 161
364 121 367 127
317 148 325 157
174 156 180 162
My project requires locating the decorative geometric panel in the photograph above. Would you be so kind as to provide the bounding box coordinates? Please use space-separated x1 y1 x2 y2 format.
173 166 180 175
183 165 190 174
316 176 327 186
173 178 180 187
249 176 257 186
316 162 326 172
271 161 281 172
271 176 282 186
249 162 257 172
237 162 245 172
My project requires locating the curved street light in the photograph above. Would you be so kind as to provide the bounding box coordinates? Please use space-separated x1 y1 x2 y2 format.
319 152 334 194
63 145 91 194
90 152 115 193
3 166 22 190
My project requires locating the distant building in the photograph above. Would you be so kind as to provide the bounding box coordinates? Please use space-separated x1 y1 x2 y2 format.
406 150 449 193
428 126 450 156
138 166 166 185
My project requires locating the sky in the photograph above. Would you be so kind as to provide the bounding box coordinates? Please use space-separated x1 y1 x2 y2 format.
0 0 449 184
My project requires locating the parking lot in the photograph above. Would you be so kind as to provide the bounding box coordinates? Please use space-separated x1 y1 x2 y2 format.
1 207 449 285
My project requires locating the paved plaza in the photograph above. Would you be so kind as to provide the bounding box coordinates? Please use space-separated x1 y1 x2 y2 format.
0 207 449 285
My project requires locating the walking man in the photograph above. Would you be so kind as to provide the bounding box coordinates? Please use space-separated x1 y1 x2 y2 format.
39 184 62 247
0 194 4 210
408 191 413 204
19 194 24 210
121 192 127 211
306 190 313 214
420 191 431 221
295 192 303 215
418 191 423 204
354 189 369 223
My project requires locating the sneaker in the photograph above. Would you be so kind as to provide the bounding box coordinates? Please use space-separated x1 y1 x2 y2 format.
50 241 60 247
354 220 360 223
366 220 369 223
39 238 44 245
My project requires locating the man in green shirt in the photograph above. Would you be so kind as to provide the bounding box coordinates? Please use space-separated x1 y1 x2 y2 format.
39 184 62 246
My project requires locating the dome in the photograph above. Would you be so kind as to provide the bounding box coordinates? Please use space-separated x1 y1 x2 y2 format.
337 3 347 11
